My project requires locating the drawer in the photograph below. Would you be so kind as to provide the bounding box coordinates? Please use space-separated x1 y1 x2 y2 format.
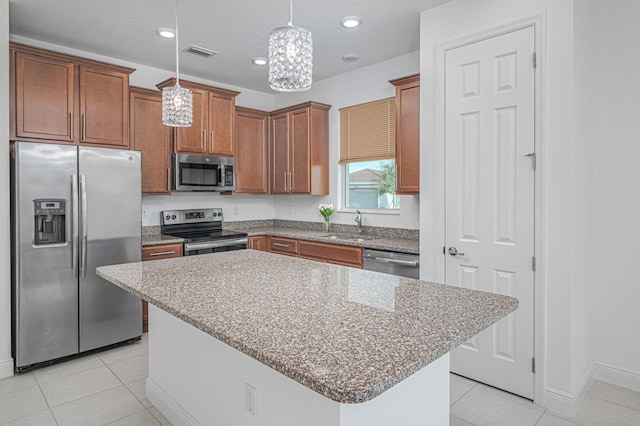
299 240 363 268
268 237 298 256
142 243 183 261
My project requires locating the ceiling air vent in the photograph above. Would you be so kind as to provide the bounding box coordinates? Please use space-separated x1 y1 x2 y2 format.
183 45 218 58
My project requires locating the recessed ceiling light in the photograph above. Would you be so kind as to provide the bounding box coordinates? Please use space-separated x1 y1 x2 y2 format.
156 28 175 39
341 16 363 29
342 53 361 63
252 57 267 66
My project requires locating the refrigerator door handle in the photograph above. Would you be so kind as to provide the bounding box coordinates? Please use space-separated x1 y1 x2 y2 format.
71 175 79 277
80 174 88 278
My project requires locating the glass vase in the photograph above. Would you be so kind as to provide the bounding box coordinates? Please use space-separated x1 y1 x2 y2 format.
323 217 332 233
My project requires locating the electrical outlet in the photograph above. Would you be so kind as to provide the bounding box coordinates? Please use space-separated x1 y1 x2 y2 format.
233 206 240 216
288 205 293 215
245 383 257 416
142 209 149 219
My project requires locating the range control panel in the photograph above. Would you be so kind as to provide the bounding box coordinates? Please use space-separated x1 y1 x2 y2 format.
161 208 223 225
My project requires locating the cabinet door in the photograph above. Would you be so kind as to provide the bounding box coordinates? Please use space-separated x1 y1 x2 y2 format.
79 65 129 147
393 77 420 194
269 237 298 256
209 95 234 155
235 108 269 194
174 88 207 154
14 51 75 142
298 241 363 268
290 108 311 193
141 243 183 331
130 88 172 194
271 112 290 194
248 236 267 251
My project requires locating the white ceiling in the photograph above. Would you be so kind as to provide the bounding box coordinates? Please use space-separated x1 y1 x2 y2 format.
8 0 451 93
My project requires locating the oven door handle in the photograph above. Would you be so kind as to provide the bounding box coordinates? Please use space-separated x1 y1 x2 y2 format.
184 238 248 252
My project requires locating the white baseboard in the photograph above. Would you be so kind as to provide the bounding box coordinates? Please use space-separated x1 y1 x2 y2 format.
146 378 200 426
544 367 593 418
594 362 640 393
0 357 14 379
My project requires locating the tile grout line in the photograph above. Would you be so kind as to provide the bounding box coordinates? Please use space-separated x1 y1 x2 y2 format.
585 393 640 415
32 371 60 426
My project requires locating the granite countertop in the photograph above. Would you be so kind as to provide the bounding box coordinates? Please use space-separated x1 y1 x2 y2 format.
142 234 184 246
97 250 517 404
244 227 420 254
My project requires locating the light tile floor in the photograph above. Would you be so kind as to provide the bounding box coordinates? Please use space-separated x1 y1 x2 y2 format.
1 335 639 425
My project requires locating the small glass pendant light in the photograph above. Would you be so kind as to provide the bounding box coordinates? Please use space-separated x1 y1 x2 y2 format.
268 0 313 92
162 0 192 127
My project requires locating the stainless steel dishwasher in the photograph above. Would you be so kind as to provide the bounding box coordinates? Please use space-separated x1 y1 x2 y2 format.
363 249 420 279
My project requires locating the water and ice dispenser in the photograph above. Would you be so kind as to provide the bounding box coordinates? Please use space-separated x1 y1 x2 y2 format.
33 199 66 245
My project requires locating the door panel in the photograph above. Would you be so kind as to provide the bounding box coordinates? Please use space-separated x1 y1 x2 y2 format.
79 65 128 147
209 95 234 155
271 112 290 194
13 142 79 367
78 147 142 351
15 52 74 142
175 88 207 154
445 26 535 399
290 108 310 193
235 108 269 194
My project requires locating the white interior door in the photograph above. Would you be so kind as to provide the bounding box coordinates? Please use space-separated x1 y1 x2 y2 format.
445 26 535 399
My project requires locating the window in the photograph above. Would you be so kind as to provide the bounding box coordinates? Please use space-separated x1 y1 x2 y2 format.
345 160 399 209
340 97 399 210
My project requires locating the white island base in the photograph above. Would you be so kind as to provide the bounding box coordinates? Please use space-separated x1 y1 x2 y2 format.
146 305 450 426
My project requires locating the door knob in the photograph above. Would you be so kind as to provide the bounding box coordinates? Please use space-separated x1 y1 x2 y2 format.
448 247 465 256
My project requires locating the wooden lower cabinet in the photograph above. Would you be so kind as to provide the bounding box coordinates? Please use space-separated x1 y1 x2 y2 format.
141 243 183 331
298 241 363 268
248 236 268 251
268 237 298 256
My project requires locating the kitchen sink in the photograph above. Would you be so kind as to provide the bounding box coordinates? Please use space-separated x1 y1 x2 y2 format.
321 234 376 242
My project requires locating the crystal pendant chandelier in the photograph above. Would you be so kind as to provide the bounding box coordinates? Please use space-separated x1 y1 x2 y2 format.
268 0 313 92
162 0 192 127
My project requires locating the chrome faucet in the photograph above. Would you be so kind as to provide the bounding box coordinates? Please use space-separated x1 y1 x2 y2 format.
355 210 363 233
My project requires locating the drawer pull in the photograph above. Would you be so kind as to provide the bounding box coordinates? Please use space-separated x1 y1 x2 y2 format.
272 243 290 248
149 251 177 256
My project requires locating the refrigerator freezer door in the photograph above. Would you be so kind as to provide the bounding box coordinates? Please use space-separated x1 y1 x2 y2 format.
78 147 142 351
12 142 79 368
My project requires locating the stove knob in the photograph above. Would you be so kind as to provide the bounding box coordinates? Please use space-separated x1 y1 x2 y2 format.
165 215 170 221
172 215 177 219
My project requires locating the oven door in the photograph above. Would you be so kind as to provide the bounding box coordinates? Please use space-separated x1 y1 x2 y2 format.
174 155 221 191
183 238 248 256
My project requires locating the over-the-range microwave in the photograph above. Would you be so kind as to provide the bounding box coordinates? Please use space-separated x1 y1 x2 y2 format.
173 154 236 192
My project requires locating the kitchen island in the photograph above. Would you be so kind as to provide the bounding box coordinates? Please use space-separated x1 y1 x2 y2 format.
97 250 517 425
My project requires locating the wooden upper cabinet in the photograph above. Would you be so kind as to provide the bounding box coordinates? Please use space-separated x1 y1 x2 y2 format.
129 87 172 194
269 102 330 195
156 78 239 156
79 65 130 147
13 51 75 142
10 43 134 148
390 74 420 195
235 107 270 194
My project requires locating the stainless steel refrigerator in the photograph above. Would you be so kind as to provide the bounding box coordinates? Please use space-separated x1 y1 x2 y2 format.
10 141 142 371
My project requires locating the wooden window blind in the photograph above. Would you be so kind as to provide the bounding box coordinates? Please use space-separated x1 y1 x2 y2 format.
339 97 396 164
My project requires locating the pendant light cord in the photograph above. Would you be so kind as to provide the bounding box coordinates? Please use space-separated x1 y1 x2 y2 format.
174 0 180 85
288 0 293 26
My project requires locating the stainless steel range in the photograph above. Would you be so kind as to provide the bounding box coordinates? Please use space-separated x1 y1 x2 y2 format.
161 208 248 256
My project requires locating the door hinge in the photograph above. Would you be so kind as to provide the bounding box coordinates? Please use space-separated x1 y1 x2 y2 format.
533 52 537 68
525 153 536 170
442 246 446 255
10 144 16 160
532 256 536 272
532 357 536 373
